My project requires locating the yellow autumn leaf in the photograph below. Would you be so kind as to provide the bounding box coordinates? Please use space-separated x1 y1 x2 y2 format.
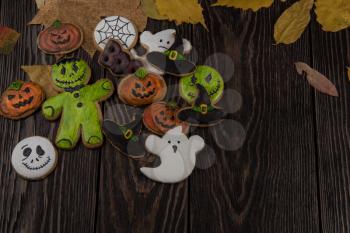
315 0 350 32
274 0 314 44
155 0 207 28
141 0 167 20
211 0 274 11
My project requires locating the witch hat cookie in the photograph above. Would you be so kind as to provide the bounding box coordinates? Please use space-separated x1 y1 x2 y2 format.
103 115 146 158
177 84 226 127
146 34 196 76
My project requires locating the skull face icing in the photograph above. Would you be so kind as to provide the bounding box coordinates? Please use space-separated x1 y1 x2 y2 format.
179 65 224 104
51 58 91 90
11 136 57 180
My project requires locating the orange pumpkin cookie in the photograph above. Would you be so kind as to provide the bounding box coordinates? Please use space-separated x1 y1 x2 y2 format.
118 68 167 106
37 20 83 55
143 102 189 135
0 81 45 119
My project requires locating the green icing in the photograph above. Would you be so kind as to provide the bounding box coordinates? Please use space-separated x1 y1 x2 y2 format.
8 81 23 91
42 78 114 149
179 65 224 104
164 50 186 61
51 58 91 90
193 105 215 113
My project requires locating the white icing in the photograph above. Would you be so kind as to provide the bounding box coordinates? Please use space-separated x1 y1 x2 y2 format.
132 29 193 75
11 136 57 180
94 16 138 50
140 126 204 183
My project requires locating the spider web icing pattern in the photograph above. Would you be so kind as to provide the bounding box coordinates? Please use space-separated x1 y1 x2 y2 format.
95 16 136 49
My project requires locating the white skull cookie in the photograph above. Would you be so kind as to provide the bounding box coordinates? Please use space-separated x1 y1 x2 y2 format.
11 136 58 180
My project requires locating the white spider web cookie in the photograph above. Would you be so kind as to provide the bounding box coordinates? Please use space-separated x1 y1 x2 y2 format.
94 16 138 50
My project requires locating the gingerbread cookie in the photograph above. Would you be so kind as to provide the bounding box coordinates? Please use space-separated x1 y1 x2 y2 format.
94 16 138 51
103 115 146 158
131 29 192 75
118 68 167 106
0 81 45 120
140 126 205 183
143 102 189 135
146 34 196 76
37 20 83 55
11 136 58 180
98 39 143 77
42 58 114 150
179 65 224 104
177 84 225 127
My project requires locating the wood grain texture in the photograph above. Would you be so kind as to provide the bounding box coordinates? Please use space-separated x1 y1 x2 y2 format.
0 1 101 232
310 17 350 233
189 1 319 232
96 21 190 233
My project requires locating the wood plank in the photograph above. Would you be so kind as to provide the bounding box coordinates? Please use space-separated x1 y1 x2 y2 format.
96 20 190 233
0 0 100 232
189 1 320 232
310 16 350 233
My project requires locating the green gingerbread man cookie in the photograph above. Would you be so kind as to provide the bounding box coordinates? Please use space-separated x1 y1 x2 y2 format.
42 58 114 150
179 65 224 104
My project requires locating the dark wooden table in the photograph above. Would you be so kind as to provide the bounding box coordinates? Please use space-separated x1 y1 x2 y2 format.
1 0 349 232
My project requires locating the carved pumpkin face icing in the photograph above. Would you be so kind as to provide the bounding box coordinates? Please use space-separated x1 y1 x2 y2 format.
51 58 91 91
37 20 83 55
0 81 45 119
143 102 189 135
179 65 224 104
118 68 167 106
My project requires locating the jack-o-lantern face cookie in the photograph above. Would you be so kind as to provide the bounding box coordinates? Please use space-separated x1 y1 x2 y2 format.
37 20 83 55
0 81 45 119
143 102 189 135
51 58 91 91
179 65 224 104
118 68 167 106
99 39 143 76
11 136 58 180
94 16 138 51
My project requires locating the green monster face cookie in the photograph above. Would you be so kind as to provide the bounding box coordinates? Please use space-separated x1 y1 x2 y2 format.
52 58 91 90
179 65 224 104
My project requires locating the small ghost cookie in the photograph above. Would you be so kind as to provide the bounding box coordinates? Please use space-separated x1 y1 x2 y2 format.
103 115 146 158
179 65 224 104
143 102 189 135
0 81 45 120
118 68 167 106
146 34 196 77
11 136 58 180
94 16 138 51
37 20 83 55
140 126 205 183
98 39 143 76
177 84 226 127
131 29 192 75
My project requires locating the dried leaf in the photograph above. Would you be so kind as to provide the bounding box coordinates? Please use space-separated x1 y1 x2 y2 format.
295 62 339 97
155 0 207 28
211 0 274 11
347 67 350 81
141 0 167 20
29 0 147 56
274 0 314 44
21 65 59 98
315 0 350 32
35 0 48 9
0 27 20 55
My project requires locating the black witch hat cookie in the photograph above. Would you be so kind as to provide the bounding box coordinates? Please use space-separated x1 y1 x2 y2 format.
102 115 146 158
146 34 196 76
177 84 226 127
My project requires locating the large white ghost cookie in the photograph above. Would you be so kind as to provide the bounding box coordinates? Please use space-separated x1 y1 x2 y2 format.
140 126 204 183
131 29 192 75
11 136 58 180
